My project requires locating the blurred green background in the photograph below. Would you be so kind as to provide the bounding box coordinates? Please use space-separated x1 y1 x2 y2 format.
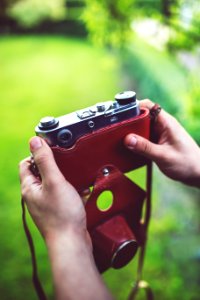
0 1 200 300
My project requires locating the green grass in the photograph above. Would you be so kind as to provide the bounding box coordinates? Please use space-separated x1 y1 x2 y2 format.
0 35 121 300
0 35 199 300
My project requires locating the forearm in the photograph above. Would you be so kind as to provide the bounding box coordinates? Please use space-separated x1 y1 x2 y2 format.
46 229 113 300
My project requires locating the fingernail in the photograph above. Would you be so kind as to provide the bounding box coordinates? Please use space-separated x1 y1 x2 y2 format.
30 137 42 152
127 136 137 150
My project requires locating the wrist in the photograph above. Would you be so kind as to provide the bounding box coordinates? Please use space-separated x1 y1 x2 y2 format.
45 226 113 300
45 226 92 254
188 168 200 188
183 159 200 188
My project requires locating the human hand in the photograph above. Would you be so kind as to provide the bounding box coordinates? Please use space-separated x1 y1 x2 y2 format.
124 99 200 188
19 136 91 245
19 137 113 300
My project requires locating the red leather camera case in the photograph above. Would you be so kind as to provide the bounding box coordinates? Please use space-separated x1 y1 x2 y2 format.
51 108 151 272
85 164 147 272
51 108 150 192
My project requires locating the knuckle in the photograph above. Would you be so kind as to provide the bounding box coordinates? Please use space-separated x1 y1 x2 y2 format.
141 140 152 154
18 159 26 170
140 99 154 109
18 157 31 170
144 98 152 103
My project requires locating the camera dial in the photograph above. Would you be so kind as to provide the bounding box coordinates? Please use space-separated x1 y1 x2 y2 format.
57 129 73 146
96 103 106 112
39 116 59 130
115 91 136 105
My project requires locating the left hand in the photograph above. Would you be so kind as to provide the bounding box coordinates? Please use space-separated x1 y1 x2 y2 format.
19 136 91 246
19 137 113 300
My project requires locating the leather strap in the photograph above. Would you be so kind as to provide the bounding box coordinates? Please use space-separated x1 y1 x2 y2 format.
128 103 161 300
21 198 48 300
128 163 154 300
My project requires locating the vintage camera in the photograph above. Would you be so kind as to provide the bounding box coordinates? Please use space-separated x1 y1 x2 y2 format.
35 91 140 148
34 91 151 273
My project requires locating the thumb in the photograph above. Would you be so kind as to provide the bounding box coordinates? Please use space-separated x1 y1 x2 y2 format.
124 134 162 162
29 136 64 184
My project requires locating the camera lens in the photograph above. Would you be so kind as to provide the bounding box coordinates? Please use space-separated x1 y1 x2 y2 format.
57 129 73 145
115 91 136 105
111 240 138 269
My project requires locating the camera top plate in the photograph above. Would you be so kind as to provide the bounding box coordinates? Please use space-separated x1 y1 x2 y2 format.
35 91 140 148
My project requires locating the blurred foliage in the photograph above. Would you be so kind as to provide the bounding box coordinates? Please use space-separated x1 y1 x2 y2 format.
167 1 200 51
2 0 200 53
0 0 18 20
82 0 200 51
185 73 200 143
3 0 200 51
7 0 67 27
120 39 185 113
82 0 133 47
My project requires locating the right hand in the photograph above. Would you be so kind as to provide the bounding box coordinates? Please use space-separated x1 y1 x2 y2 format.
124 99 200 188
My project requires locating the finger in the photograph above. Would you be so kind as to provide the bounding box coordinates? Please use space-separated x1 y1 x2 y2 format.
139 99 155 110
19 157 35 183
29 136 65 185
139 99 162 125
19 158 41 192
124 134 163 162
139 99 171 134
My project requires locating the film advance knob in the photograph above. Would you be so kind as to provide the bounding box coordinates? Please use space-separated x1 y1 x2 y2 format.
115 91 136 105
39 116 59 129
